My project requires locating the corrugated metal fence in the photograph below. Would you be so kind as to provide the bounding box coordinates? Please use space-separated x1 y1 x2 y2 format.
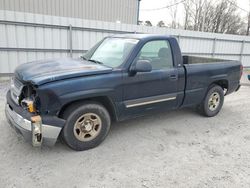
1 10 250 75
0 0 138 24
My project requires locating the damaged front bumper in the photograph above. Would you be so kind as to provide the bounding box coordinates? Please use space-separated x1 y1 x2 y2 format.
5 91 64 147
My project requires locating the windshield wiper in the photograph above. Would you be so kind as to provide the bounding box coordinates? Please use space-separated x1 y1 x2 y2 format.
88 59 103 65
80 56 103 64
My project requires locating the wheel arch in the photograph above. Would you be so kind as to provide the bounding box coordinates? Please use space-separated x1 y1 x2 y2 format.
210 79 228 90
198 80 227 107
58 96 118 122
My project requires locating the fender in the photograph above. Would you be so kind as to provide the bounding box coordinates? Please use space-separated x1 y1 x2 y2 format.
59 88 115 104
210 74 228 80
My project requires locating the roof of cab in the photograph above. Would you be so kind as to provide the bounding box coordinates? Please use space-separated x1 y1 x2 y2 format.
109 34 172 40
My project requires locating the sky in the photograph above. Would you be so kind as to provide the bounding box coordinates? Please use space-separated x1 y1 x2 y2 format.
139 0 250 26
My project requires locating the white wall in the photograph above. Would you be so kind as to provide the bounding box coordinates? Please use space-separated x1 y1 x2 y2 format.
0 0 138 24
1 10 250 74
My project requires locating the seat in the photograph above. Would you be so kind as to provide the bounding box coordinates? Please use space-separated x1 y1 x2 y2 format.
151 47 172 69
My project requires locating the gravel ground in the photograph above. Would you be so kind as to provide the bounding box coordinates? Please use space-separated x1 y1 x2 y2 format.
0 75 250 188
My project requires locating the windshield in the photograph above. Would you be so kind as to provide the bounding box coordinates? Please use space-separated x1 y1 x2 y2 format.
83 38 139 68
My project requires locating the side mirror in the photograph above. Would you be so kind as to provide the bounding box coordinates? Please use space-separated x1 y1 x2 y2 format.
132 60 152 73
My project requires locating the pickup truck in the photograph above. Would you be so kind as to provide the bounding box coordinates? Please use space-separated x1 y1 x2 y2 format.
5 34 242 151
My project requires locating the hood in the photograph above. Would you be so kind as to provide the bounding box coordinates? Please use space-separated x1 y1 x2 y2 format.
14 58 113 85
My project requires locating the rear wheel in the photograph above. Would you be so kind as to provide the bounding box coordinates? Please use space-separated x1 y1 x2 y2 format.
199 84 224 117
62 102 111 151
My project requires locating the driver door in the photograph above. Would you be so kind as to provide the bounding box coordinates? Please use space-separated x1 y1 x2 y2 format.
122 39 179 118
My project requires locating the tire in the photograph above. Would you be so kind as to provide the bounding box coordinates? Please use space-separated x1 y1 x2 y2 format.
62 102 111 151
199 84 224 117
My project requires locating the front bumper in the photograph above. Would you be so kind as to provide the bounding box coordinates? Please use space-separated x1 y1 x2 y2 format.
5 93 64 147
5 104 62 146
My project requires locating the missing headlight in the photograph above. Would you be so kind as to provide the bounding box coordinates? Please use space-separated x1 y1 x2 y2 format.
21 98 35 113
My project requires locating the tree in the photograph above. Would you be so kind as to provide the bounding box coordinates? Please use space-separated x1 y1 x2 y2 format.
169 0 179 29
247 0 250 35
183 0 192 30
138 21 143 25
157 21 166 27
145 20 152 26
182 0 247 34
211 0 245 34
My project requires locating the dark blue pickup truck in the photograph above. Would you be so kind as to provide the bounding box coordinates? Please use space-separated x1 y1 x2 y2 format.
5 34 242 151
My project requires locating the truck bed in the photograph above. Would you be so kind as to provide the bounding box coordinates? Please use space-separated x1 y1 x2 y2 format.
183 55 232 64
181 55 241 108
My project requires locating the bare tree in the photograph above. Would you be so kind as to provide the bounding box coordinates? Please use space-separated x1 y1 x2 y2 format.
247 0 250 35
141 0 246 35
183 0 212 31
182 0 246 34
138 21 143 25
183 0 192 30
157 21 166 27
145 20 152 26
169 0 179 29
248 13 250 35
212 0 245 34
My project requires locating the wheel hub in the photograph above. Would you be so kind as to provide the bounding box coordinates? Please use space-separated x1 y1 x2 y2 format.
73 113 102 142
83 121 93 132
208 92 220 111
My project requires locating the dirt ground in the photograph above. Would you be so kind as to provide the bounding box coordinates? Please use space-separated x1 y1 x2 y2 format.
0 74 250 188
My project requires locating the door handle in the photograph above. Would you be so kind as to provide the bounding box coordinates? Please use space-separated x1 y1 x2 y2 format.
169 74 178 80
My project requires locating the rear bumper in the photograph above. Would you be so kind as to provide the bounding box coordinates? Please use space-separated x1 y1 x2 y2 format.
226 81 241 95
5 90 64 147
235 84 241 92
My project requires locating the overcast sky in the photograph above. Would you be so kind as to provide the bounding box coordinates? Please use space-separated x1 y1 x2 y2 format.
139 0 249 26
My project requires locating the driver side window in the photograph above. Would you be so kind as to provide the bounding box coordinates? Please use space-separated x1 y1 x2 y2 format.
136 40 173 69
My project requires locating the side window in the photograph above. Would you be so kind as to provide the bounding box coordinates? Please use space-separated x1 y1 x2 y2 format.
136 40 173 69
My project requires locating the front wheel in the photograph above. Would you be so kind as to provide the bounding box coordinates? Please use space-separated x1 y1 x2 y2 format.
199 84 224 117
62 102 111 151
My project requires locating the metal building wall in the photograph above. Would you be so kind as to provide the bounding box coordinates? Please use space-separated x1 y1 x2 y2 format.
0 0 138 24
0 10 250 75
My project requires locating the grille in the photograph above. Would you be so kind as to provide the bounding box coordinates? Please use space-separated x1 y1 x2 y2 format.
13 78 23 90
10 77 24 105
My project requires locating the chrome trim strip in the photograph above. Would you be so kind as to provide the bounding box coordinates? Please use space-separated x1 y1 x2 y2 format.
126 97 176 108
